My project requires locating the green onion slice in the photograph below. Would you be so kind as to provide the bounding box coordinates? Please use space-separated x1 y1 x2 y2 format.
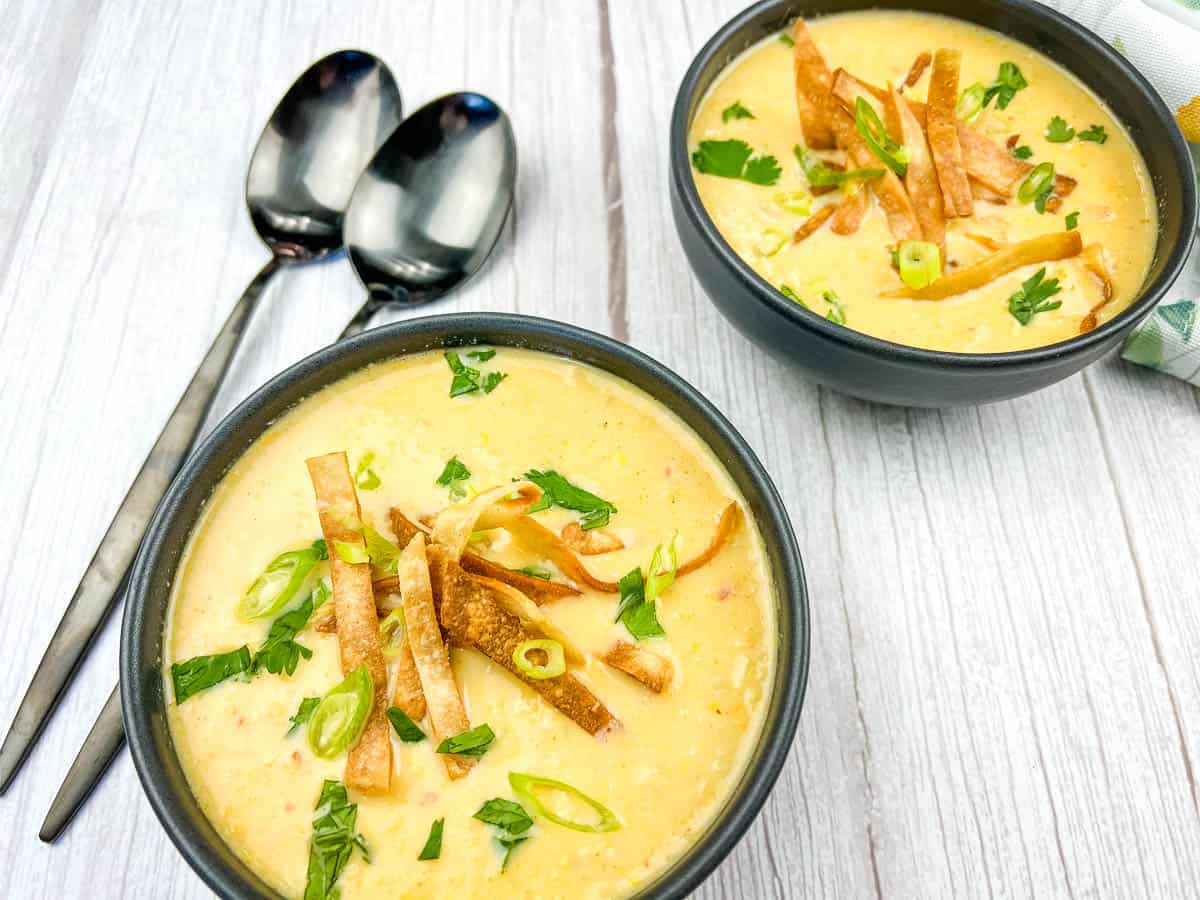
1017 162 1055 205
896 240 942 290
512 639 567 680
772 190 813 216
793 144 884 188
333 540 370 565
956 82 987 123
853 98 908 178
307 667 374 759
753 228 789 257
237 540 327 620
508 773 621 833
644 533 679 604
378 609 406 658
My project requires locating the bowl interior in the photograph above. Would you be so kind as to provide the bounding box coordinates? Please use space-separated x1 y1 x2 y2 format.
122 313 809 900
674 0 1197 363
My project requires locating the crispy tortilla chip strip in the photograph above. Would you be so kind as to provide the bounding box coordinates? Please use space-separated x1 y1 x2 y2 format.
791 20 837 149
306 452 391 795
956 125 1027 195
473 576 585 666
1078 243 1114 333
561 522 625 555
504 516 620 593
378 586 427 722
794 203 837 241
380 508 581 605
828 70 921 241
885 86 945 250
678 502 740 577
430 482 541 559
829 190 867 236
927 49 974 218
396 533 473 779
970 179 1009 205
603 642 674 693
902 51 932 89
884 231 1083 300
963 232 1006 252
436 556 618 735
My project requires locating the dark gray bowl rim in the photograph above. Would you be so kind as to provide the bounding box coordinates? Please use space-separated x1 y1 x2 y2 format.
121 312 809 900
670 0 1199 370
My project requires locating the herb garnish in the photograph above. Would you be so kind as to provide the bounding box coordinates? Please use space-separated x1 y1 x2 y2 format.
515 565 551 580
1065 211 1080 230
362 524 399 576
288 697 321 736
854 98 909 178
252 591 320 676
794 144 883 189
437 456 472 501
691 139 781 186
523 469 617 530
436 723 496 758
721 100 755 123
1007 268 1063 325
238 540 328 621
445 351 507 398
615 568 665 641
779 284 807 308
304 780 369 900
778 32 795 47
387 707 427 742
474 798 534 872
1045 116 1075 143
1011 145 1033 160
333 541 370 564
823 290 847 325
170 646 251 704
418 819 444 861
354 452 381 491
1017 161 1056 213
1078 124 1108 144
984 62 1027 109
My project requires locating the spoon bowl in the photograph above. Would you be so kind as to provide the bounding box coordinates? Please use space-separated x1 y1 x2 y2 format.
340 92 517 334
247 49 402 261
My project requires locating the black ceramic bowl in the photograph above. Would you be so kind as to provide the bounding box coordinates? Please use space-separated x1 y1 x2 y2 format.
122 313 809 900
671 0 1198 406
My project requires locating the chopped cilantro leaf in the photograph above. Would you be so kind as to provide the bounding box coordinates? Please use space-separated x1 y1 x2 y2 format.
1065 211 1080 230
288 697 320 736
1008 267 1063 325
1011 145 1033 160
436 723 495 758
1045 116 1075 143
1077 124 1108 144
523 469 616 529
691 139 781 186
721 100 755 123
387 707 426 742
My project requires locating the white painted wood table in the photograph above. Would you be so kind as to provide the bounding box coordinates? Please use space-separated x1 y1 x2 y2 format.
2 1 1198 897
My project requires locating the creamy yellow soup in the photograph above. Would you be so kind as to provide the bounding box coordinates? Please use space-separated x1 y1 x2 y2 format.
165 349 776 899
690 11 1157 352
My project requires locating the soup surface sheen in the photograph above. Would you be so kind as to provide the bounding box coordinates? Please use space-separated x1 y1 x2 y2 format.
166 349 775 899
690 11 1157 352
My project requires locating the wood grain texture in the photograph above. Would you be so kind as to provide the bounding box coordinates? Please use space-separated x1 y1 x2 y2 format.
0 1 1197 897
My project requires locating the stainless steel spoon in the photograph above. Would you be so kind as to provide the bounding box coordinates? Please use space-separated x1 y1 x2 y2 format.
339 91 517 338
8 49 401 820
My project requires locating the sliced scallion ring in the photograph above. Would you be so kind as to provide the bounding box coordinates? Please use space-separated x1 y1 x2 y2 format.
1017 162 1055 205
333 540 370 564
896 240 943 289
378 609 406 658
753 228 789 257
237 540 327 621
853 97 908 178
307 666 374 759
512 639 566 680
956 82 987 123
508 773 621 833
771 190 813 216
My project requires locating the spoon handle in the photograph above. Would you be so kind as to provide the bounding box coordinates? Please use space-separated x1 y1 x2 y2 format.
338 298 386 340
39 683 124 843
0 256 282 795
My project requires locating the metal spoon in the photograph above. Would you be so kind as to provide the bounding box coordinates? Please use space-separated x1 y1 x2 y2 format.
11 50 400 828
339 91 516 338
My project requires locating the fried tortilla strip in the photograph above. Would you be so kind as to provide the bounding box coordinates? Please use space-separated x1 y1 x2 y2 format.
436 555 618 735
306 452 391 795
902 51 932 89
396 533 473 779
1078 243 1114 333
829 190 867 236
828 70 921 241
473 576 585 666
561 522 625 555
678 502 740 577
430 482 541 558
927 49 974 218
791 20 837 149
379 588 427 722
884 231 1083 300
503 516 620 593
381 508 581 605
970 180 1009 205
885 86 945 250
963 232 1006 252
795 203 837 241
955 125 1078 201
603 642 674 694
